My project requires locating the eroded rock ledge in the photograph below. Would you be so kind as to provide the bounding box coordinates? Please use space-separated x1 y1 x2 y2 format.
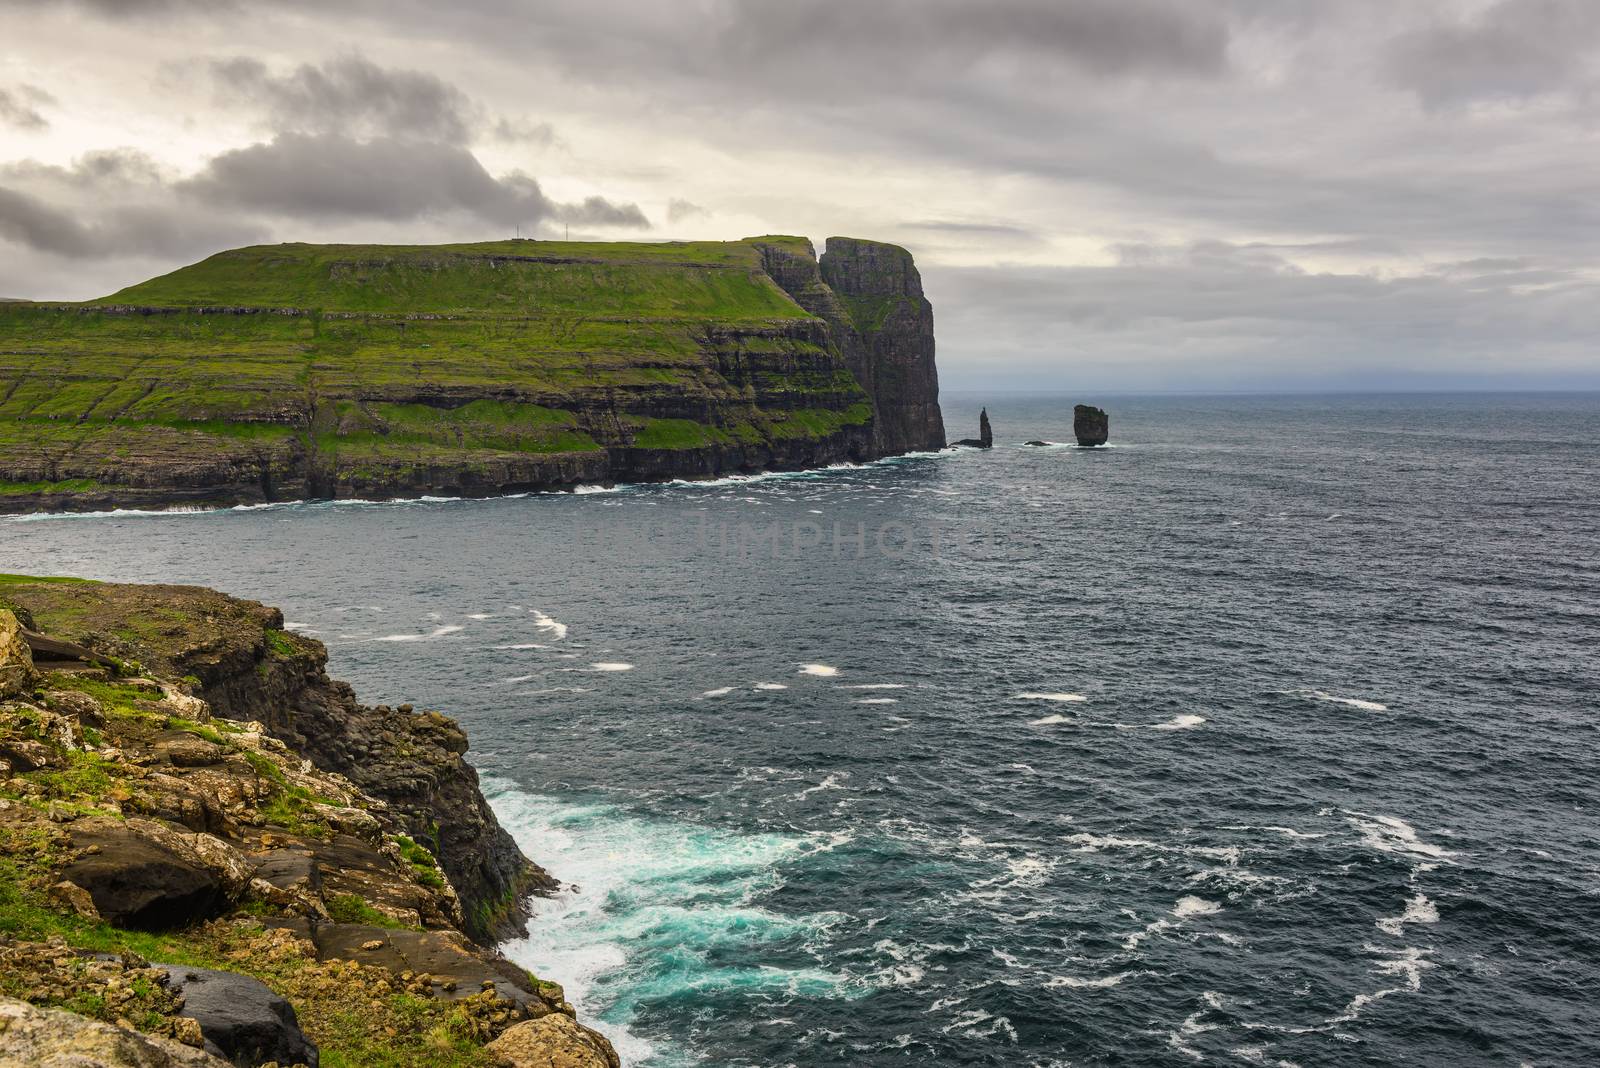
0 575 613 1068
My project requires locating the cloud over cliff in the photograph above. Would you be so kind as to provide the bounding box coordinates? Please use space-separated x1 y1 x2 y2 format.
4 0 1600 388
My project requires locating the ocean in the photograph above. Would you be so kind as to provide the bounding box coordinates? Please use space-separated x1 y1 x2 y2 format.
6 392 1598 1066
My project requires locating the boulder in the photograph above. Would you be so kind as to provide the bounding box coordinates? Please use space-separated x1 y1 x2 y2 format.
62 824 234 929
485 1013 621 1068
0 609 35 699
157 965 318 1068
1073 404 1109 446
0 996 230 1067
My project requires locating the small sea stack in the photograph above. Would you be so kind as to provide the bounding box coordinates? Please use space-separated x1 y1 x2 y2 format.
954 407 994 448
1074 404 1109 447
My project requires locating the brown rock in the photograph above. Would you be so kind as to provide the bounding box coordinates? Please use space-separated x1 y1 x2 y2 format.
0 996 231 1067
485 1014 621 1068
0 609 35 699
47 879 102 921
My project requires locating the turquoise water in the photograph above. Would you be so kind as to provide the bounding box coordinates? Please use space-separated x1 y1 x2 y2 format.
9 393 1600 1065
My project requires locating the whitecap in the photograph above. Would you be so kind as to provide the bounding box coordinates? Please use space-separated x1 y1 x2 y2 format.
701 686 735 697
1173 896 1223 918
1046 970 1144 989
1298 690 1388 712
1029 714 1073 726
754 682 788 691
840 683 907 690
466 613 493 620
1015 692 1088 702
370 624 465 643
495 642 550 650
856 698 898 705
590 662 634 672
799 663 840 677
1152 714 1206 731
1376 893 1440 936
531 610 569 640
1345 812 1459 860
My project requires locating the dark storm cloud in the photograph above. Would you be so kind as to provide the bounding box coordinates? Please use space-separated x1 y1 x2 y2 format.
0 85 54 130
178 133 646 229
206 55 477 143
1382 0 1600 109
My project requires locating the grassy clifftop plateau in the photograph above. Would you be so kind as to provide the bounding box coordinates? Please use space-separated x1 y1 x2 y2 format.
0 235 945 512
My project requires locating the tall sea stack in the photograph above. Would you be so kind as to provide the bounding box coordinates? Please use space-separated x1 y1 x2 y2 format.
1074 404 1109 447
979 408 993 448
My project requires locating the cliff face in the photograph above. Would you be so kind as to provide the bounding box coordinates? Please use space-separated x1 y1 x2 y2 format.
0 575 618 1066
0 235 943 513
820 238 946 453
0 577 544 945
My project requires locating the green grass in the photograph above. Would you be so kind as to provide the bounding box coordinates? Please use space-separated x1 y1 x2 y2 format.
264 628 298 657
325 894 409 929
0 237 887 503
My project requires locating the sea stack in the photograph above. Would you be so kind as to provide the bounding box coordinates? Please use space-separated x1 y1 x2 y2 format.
953 408 993 448
1074 404 1109 446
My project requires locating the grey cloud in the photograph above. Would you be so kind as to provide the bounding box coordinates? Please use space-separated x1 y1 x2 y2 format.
207 54 477 142
1383 0 1600 109
930 243 1600 390
0 85 54 130
0 184 264 259
715 0 1230 83
666 198 708 223
179 133 647 229
493 117 556 145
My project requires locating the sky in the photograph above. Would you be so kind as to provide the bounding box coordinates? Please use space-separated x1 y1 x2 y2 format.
3 0 1600 392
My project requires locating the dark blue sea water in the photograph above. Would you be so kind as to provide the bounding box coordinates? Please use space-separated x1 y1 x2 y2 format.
6 393 1599 1067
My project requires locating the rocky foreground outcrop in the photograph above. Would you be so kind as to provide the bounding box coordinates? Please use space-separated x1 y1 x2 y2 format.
0 576 616 1068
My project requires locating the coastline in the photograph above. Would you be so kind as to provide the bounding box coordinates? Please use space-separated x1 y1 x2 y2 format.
0 574 617 1066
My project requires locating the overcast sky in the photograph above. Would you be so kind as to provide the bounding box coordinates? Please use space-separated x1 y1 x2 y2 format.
4 0 1600 391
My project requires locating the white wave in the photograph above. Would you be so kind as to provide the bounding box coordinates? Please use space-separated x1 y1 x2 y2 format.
590 662 634 672
1173 896 1223 919
799 663 839 677
1029 714 1074 726
501 674 540 684
795 772 848 799
370 624 465 643
701 686 735 697
1345 812 1459 860
1046 970 1144 989
571 483 621 494
1066 833 1241 865
856 697 899 705
486 778 853 1067
1015 692 1088 702
1152 714 1206 730
531 610 569 640
754 682 788 691
1376 893 1440 937
495 642 550 650
1298 690 1389 712
1329 946 1434 1025
840 683 907 690
466 612 493 620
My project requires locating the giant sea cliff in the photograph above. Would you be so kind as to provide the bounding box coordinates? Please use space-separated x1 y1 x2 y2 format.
0 235 944 513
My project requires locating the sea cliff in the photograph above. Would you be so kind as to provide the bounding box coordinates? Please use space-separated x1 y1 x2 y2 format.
0 574 610 1067
0 236 945 514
